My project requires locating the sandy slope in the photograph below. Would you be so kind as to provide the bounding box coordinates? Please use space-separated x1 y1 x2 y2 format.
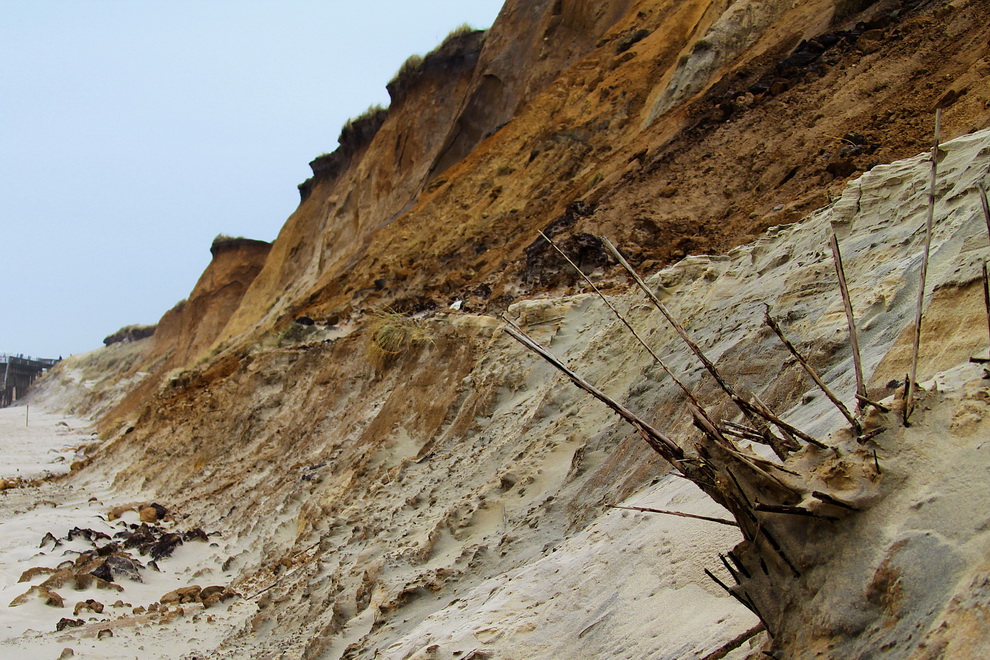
5 127 990 658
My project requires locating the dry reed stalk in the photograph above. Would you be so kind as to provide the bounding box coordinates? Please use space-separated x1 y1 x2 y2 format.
906 108 942 424
829 232 867 408
537 231 723 435
501 318 685 463
601 236 821 455
979 182 990 243
606 504 738 527
983 262 990 349
764 306 861 434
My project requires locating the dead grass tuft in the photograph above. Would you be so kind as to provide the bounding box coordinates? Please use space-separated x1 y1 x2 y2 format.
366 310 432 369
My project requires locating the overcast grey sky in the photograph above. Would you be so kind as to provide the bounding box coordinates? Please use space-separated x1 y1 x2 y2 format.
1 1 504 358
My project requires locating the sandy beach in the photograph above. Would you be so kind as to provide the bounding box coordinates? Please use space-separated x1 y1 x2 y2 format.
0 407 253 659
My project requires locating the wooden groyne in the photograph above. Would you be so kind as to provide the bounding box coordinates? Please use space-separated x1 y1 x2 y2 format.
0 354 59 407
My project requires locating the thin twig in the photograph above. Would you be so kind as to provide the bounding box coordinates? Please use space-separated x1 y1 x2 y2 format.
983 262 990 350
720 422 767 442
752 524 801 578
858 426 887 443
748 391 828 450
978 182 990 245
704 568 757 615
719 553 743 584
727 550 751 579
811 490 861 512
829 232 867 407
906 108 942 423
855 394 890 413
607 504 738 527
764 305 861 434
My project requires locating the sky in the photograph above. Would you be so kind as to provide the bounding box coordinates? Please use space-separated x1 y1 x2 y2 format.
0 1 505 359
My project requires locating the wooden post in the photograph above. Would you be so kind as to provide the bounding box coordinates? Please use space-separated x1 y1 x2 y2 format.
905 109 941 424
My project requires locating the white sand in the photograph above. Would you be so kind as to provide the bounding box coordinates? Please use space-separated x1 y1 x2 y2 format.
0 408 256 659
0 406 94 480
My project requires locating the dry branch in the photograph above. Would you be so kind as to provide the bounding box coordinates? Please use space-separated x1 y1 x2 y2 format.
602 236 823 454
855 394 890 413
700 624 766 660
607 504 737 527
501 319 685 464
906 108 942 423
764 306 861 434
829 232 867 407
538 231 722 435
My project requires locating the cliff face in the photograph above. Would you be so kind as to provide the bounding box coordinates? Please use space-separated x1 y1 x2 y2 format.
18 0 990 658
199 0 990 354
94 236 272 426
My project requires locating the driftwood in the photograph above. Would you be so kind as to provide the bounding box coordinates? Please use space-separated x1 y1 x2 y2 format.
829 232 867 408
503 234 882 643
764 305 861 434
607 504 737 527
906 108 942 424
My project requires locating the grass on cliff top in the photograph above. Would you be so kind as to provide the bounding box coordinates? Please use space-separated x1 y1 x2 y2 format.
389 23 480 87
341 104 388 134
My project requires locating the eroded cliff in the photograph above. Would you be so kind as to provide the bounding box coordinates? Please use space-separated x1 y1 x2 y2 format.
13 1 990 658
